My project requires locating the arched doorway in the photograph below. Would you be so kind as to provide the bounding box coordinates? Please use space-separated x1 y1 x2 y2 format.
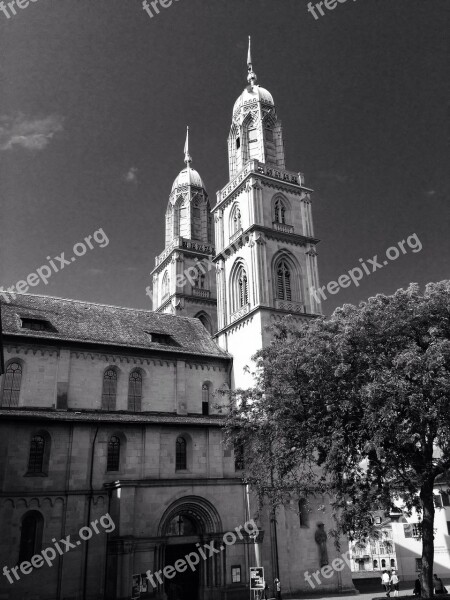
157 497 223 600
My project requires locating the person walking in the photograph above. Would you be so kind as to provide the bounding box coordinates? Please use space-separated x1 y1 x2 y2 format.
434 574 447 594
274 577 281 600
382 571 391 597
390 570 399 597
413 577 421 596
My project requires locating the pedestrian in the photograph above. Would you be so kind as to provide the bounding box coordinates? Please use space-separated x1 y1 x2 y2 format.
390 570 399 597
434 574 447 595
413 578 421 596
261 582 269 600
274 577 281 600
382 571 391 597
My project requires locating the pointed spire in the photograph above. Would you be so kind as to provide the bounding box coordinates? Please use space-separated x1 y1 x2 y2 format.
247 36 257 86
184 126 192 165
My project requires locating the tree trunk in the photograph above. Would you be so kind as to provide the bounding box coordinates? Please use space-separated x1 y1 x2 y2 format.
420 480 435 599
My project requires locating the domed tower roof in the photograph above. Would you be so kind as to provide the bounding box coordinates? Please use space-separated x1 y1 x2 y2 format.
171 126 206 192
232 36 274 118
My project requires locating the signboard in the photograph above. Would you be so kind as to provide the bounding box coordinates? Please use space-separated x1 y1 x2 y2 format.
250 567 265 590
131 574 141 599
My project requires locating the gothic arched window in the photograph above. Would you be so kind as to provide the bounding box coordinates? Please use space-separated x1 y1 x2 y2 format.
202 383 210 416
1 361 22 407
28 435 46 474
19 511 44 563
107 436 121 471
176 436 187 470
237 267 248 309
277 260 292 301
274 198 286 224
162 272 170 300
102 368 118 411
128 370 142 412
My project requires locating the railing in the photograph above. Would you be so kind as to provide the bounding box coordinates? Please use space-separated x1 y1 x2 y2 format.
275 299 305 313
192 288 211 299
230 303 250 323
155 237 215 266
229 228 243 244
272 222 294 234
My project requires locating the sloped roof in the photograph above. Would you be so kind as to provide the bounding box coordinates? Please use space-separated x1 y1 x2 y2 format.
1 293 230 360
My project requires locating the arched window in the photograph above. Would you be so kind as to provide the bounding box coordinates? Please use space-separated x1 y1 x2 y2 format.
19 511 44 563
373 560 378 569
162 271 170 300
1 361 22 407
274 198 286 224
28 435 45 474
128 370 142 412
390 559 396 567
202 383 210 416
102 368 117 411
230 205 242 235
176 436 187 470
277 260 292 301
381 559 386 568
237 267 248 309
107 436 121 471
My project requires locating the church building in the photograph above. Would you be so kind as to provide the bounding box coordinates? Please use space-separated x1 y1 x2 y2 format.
0 40 354 600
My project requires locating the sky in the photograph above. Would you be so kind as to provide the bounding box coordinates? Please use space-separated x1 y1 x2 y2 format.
0 0 449 316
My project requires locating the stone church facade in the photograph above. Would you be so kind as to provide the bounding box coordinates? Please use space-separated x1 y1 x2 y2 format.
0 41 355 600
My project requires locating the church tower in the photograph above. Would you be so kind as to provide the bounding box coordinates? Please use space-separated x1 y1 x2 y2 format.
213 38 322 386
152 128 217 333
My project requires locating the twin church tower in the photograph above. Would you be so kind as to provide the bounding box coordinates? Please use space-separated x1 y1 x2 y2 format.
151 38 322 386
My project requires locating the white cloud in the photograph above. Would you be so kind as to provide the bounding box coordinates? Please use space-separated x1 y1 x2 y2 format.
124 166 139 184
0 113 64 151
425 190 436 197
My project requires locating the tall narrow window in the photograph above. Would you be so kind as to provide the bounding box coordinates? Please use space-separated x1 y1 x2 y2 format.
232 207 242 234
102 369 117 411
176 437 187 470
202 384 210 416
298 498 309 527
107 436 121 471
277 260 292 301
128 370 142 412
1 361 22 407
234 442 244 471
162 272 170 300
237 267 248 308
28 435 46 474
19 511 44 563
274 199 286 224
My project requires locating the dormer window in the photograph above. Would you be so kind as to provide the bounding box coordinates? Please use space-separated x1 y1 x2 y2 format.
146 332 176 346
21 318 55 332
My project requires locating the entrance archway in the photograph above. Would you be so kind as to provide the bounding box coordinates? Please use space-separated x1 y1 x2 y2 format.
157 497 223 600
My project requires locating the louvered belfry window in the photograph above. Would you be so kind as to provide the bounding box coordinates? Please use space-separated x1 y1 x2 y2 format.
277 260 292 301
238 268 248 308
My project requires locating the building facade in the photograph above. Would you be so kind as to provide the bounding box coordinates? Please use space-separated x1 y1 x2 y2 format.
0 41 356 600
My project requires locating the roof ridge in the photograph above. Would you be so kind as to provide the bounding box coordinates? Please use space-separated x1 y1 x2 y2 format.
3 292 204 323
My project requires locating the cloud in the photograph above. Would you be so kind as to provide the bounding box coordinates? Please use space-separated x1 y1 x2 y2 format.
0 113 64 151
124 166 139 184
425 190 436 197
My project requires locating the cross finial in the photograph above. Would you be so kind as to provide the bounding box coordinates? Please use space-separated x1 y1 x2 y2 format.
247 36 257 85
184 126 192 165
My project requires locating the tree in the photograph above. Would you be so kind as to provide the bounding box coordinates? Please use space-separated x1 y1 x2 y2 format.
224 282 450 598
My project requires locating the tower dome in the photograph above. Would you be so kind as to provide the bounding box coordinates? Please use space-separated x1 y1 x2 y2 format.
171 126 205 192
